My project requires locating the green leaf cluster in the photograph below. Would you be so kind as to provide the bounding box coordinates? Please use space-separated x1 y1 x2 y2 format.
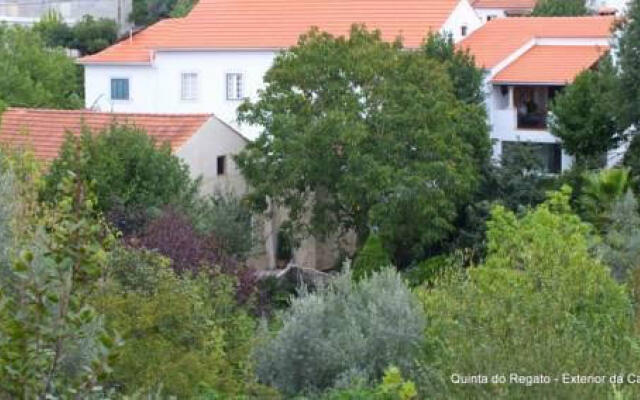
418 187 637 399
96 247 264 397
0 25 82 109
532 0 589 15
42 124 198 234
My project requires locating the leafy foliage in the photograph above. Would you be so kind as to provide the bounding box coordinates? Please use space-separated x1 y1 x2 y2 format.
422 32 485 106
237 26 490 264
618 0 640 130
578 168 630 229
254 267 425 396
623 133 640 193
550 57 621 166
596 191 640 281
70 15 119 56
532 0 589 15
0 173 117 398
418 188 636 399
320 366 418 400
130 0 197 25
133 206 235 274
0 25 82 109
97 247 265 398
352 233 392 281
43 124 198 234
34 12 118 55
188 193 256 260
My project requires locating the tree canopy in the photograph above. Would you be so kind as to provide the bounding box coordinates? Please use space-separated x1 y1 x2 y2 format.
619 0 640 131
532 0 589 16
236 26 490 264
0 25 82 109
42 124 198 234
549 57 621 166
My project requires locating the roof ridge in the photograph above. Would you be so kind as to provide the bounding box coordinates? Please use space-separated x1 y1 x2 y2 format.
5 107 213 118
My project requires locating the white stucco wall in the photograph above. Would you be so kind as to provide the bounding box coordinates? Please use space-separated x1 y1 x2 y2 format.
474 8 508 22
442 0 483 41
84 51 276 140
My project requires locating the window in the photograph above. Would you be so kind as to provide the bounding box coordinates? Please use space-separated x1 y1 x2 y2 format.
217 155 226 176
181 72 198 100
461 25 468 37
226 73 244 100
502 141 562 174
514 86 556 130
487 14 497 21
110 78 129 100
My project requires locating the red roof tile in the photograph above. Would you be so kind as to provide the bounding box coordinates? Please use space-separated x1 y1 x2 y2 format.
0 108 210 161
80 0 463 64
459 16 614 69
472 0 537 9
492 45 609 84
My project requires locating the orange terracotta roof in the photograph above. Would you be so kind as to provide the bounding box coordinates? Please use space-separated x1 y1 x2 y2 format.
0 108 211 161
459 16 614 69
472 0 537 9
80 0 462 64
492 45 609 84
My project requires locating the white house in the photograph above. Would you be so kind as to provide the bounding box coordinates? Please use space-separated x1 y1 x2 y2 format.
459 16 615 172
79 0 483 140
471 0 537 22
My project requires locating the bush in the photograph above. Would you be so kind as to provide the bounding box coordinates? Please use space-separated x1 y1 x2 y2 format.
352 233 392 281
133 207 234 274
254 267 425 396
98 247 267 398
417 187 637 399
597 191 640 281
320 366 418 400
70 15 118 56
42 124 198 234
189 193 256 260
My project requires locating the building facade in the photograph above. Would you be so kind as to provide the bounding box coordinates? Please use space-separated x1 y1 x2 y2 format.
460 16 615 172
80 0 483 139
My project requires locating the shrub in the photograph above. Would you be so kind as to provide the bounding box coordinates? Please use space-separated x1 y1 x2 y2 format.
254 267 425 396
0 174 116 398
42 124 198 234
352 233 392 281
98 247 268 398
597 191 640 281
133 207 234 274
320 366 418 400
417 187 637 399
189 193 256 260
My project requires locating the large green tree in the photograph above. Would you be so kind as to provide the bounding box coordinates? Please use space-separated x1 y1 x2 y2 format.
236 26 490 263
619 0 640 131
532 0 589 15
549 57 621 166
0 25 82 109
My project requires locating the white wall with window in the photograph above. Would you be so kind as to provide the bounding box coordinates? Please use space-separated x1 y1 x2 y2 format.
84 51 275 139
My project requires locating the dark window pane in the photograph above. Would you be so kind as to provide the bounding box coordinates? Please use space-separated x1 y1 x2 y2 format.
502 141 562 174
111 78 129 100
